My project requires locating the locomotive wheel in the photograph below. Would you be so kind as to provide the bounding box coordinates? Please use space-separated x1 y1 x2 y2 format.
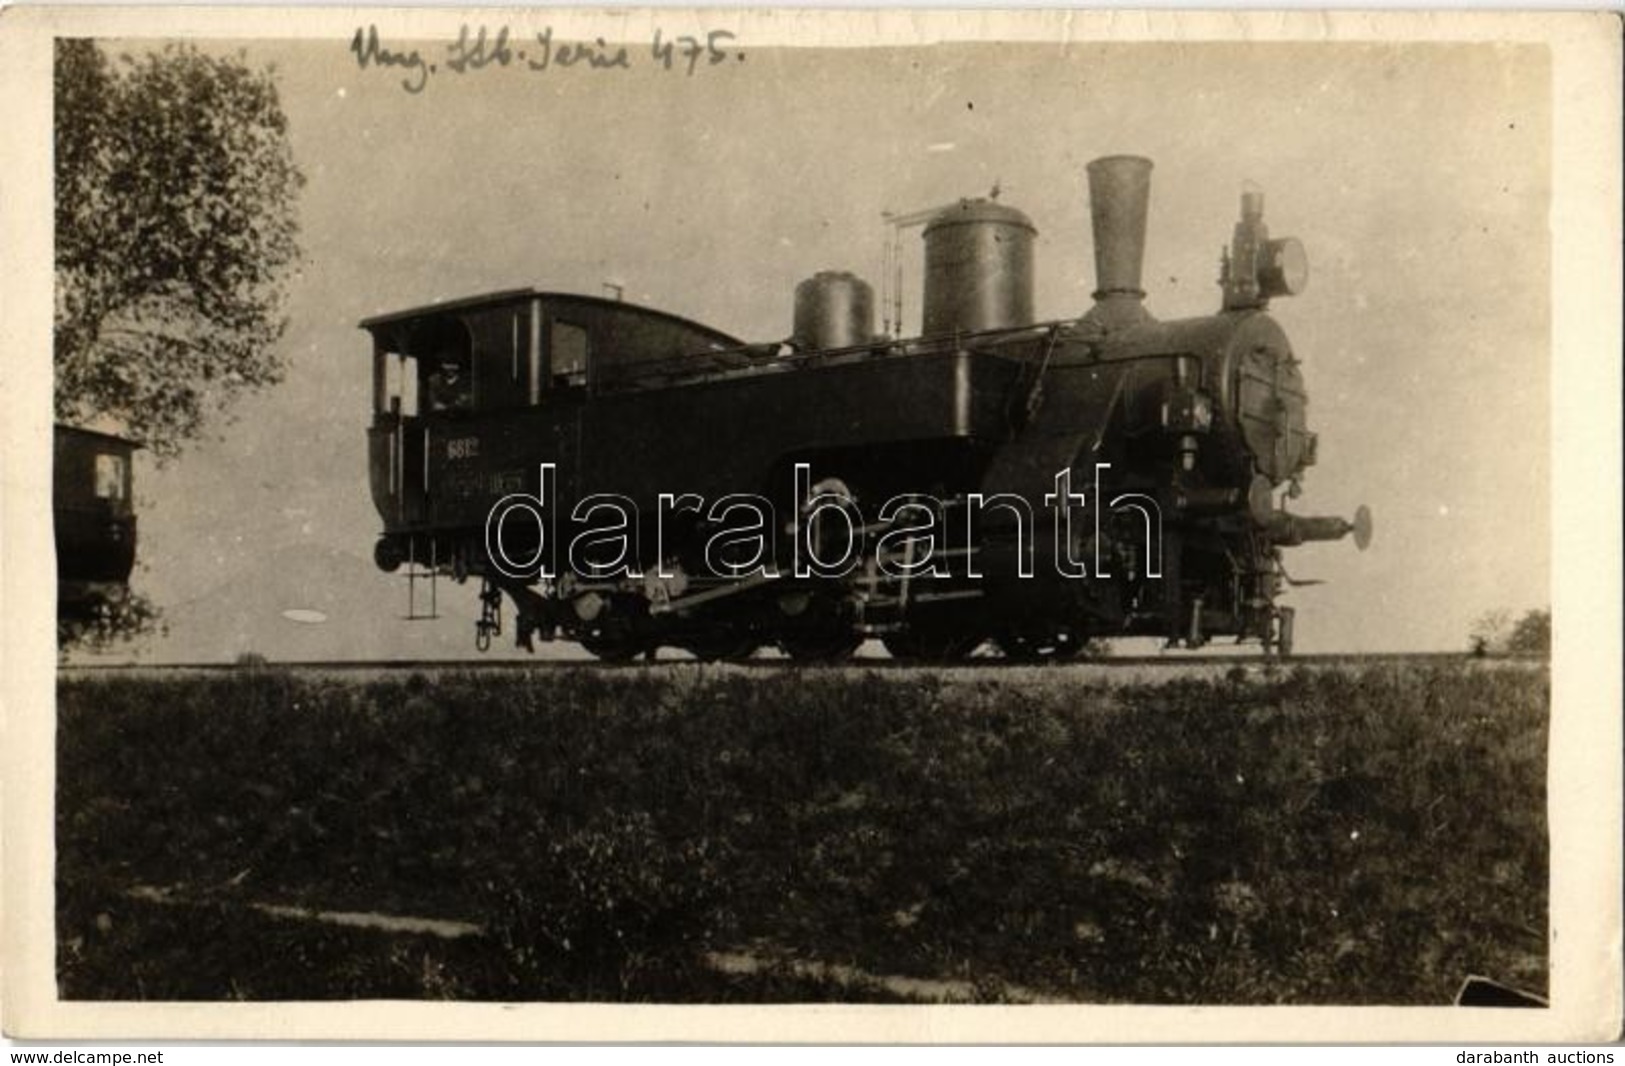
579 632 649 662
778 631 862 663
883 629 984 663
575 592 654 662
681 629 761 663
995 627 1084 663
774 585 859 662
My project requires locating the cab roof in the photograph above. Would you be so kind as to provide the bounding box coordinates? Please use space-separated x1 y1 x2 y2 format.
358 288 742 347
56 424 144 450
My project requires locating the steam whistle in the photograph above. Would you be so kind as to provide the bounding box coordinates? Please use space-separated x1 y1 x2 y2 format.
1221 183 1309 311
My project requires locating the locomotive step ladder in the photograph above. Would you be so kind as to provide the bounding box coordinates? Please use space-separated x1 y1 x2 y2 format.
402 538 440 621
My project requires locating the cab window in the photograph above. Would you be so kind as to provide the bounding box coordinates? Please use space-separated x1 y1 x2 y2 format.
423 351 472 412
379 352 420 417
551 321 589 388
417 318 475 413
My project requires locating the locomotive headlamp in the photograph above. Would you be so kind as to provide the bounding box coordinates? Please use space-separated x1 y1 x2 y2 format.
1162 387 1214 432
1222 185 1308 309
1162 387 1215 471
1259 237 1309 299
1190 390 1214 430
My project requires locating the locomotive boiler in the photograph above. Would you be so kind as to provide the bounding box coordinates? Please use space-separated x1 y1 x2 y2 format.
361 155 1370 661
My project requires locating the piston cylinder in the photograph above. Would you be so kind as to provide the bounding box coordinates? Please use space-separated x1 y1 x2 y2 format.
792 271 875 351
921 200 1036 336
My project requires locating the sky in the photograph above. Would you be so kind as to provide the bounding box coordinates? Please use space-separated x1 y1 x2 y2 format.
64 28 1552 661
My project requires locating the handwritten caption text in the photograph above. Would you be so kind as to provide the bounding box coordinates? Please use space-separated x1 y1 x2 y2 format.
349 24 743 94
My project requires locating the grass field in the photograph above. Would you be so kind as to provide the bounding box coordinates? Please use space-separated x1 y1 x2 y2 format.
56 659 1548 1003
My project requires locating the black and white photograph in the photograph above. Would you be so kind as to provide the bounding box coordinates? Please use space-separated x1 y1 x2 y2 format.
2 6 1620 1043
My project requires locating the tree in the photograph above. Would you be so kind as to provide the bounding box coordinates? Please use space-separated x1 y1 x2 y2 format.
1468 608 1511 657
54 39 304 459
1468 607 1551 658
1506 609 1551 657
57 587 163 655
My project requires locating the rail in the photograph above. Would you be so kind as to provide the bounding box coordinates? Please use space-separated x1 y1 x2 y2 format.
55 651 1529 675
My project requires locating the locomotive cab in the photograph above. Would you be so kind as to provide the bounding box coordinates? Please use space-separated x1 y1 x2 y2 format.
362 290 744 572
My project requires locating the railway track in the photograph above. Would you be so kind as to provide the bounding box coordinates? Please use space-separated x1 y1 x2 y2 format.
58 650 1529 683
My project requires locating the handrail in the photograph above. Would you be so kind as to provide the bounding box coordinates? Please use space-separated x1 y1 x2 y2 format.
594 320 1079 394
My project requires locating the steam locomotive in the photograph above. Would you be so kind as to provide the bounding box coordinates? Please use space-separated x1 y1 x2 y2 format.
55 424 140 617
362 155 1369 661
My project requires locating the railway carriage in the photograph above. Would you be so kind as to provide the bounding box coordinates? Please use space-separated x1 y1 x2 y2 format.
55 424 140 616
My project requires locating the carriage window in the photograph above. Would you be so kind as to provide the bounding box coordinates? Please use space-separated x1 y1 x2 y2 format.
94 454 126 501
551 321 589 387
380 352 420 417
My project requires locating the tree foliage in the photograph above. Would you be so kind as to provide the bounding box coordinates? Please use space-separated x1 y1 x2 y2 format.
1469 607 1551 658
1505 609 1551 657
57 588 163 654
1469 608 1511 657
54 40 304 459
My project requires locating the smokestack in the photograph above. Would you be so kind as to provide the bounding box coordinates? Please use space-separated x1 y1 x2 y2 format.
1084 155 1154 329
